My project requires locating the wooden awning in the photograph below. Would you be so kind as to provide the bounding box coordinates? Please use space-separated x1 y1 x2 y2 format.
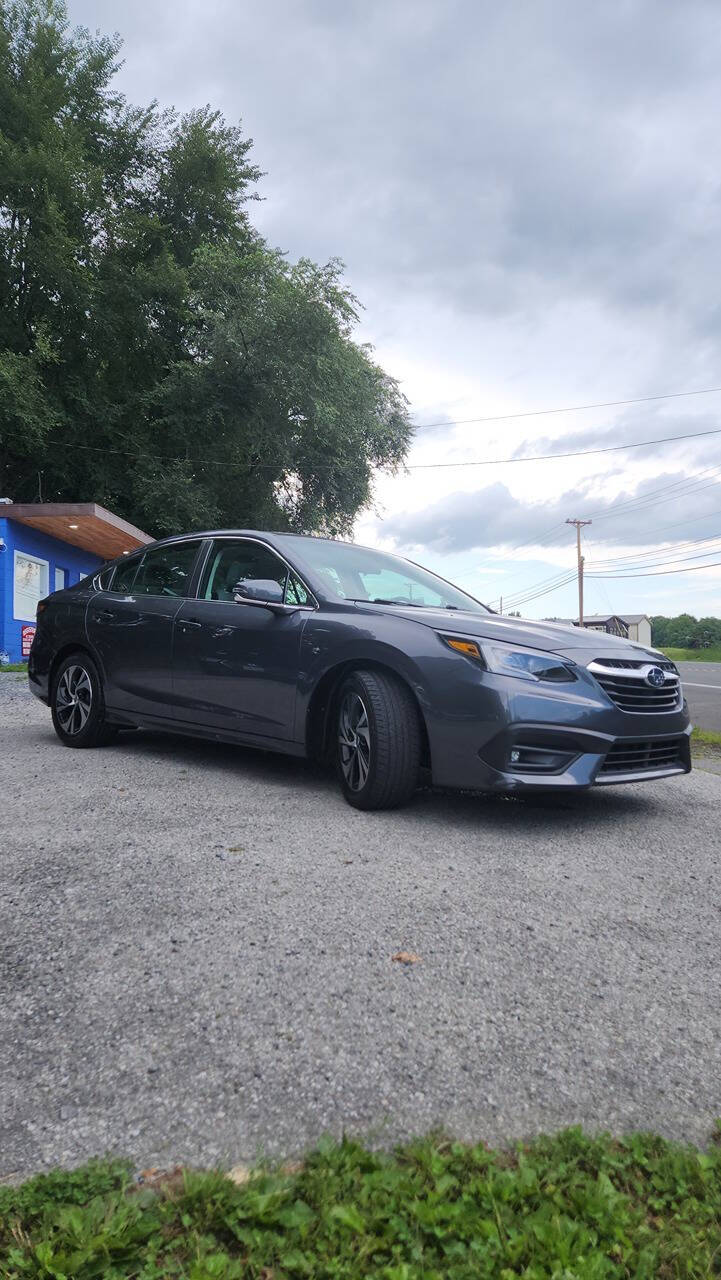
2 502 153 560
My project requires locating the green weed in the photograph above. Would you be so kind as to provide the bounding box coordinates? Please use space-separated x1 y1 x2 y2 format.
1 1128 720 1277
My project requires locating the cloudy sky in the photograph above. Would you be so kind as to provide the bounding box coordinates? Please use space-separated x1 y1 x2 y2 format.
69 0 721 618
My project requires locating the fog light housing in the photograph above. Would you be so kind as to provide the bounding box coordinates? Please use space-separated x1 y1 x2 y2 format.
506 744 578 773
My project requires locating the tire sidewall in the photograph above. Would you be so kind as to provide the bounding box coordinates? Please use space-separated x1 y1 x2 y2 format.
51 653 108 748
334 673 379 805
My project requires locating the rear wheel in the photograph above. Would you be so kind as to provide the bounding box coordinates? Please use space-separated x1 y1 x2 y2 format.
335 669 421 810
51 653 117 748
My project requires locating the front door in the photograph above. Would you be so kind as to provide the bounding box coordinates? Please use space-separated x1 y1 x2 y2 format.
86 540 203 719
172 538 312 743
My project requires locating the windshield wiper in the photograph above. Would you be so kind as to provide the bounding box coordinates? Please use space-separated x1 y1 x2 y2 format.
370 597 424 607
348 598 465 610
358 597 465 609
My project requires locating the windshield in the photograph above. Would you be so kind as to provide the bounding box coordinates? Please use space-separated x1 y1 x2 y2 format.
281 537 490 613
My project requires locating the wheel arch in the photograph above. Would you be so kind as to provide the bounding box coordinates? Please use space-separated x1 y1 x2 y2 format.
305 658 432 771
48 641 100 695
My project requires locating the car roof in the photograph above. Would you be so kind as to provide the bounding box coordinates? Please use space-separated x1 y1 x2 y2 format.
144 529 350 546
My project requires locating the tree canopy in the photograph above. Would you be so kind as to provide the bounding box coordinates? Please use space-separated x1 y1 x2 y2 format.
0 0 411 536
651 614 721 649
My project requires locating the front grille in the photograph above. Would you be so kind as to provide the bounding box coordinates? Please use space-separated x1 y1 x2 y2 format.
591 657 675 671
598 738 684 776
588 659 681 712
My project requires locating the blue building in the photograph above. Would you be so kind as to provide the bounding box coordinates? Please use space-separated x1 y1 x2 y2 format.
0 501 151 664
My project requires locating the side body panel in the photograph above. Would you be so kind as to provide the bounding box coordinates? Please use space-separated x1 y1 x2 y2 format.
172 599 308 740
86 592 184 718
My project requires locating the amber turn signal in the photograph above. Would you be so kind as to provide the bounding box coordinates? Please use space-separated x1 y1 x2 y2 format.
443 636 482 660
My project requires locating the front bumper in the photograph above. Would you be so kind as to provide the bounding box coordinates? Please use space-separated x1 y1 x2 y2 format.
473 720 692 792
424 664 692 792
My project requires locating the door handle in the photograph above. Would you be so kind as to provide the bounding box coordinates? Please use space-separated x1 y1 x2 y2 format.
96 609 115 622
178 618 202 630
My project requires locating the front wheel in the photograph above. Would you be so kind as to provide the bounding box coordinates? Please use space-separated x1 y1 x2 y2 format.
51 653 117 748
335 669 421 810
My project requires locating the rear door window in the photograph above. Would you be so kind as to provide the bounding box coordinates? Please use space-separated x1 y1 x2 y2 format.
132 541 202 598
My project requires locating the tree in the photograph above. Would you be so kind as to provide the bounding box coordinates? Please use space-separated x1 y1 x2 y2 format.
0 1 411 535
651 614 721 649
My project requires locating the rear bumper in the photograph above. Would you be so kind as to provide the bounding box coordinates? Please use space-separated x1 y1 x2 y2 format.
27 645 51 704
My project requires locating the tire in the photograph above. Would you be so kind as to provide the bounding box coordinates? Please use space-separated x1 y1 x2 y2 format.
335 668 421 810
50 652 117 749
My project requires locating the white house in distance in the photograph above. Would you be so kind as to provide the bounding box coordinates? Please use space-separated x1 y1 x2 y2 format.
580 614 653 647
546 613 653 647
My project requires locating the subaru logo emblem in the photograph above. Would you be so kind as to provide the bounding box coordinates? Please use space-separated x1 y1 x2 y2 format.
646 666 665 688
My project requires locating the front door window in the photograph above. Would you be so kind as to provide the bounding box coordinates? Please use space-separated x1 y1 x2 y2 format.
200 540 307 605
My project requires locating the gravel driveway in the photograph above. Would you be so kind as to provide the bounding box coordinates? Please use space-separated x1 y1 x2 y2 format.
1 672 720 1178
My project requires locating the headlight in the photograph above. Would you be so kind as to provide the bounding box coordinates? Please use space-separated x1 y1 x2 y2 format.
440 634 577 683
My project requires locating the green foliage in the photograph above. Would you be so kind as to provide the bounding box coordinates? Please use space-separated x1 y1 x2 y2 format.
0 1 411 536
2 1129 721 1277
662 644 721 663
691 727 721 759
652 615 721 650
0 1158 132 1221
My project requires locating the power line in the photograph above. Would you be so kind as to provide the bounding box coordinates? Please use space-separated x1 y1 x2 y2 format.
588 532 721 570
492 532 721 610
476 464 721 574
589 543 721 575
407 425 721 470
502 538 721 605
34 421 721 474
641 507 721 538
589 559 721 579
586 464 721 522
506 575 578 608
413 384 721 432
490 569 579 610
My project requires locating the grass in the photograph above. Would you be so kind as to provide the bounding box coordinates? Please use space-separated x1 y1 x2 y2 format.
691 726 721 761
0 662 27 672
661 646 721 663
2 1128 721 1278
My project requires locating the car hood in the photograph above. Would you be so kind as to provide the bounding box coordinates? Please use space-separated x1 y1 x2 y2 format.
356 604 662 663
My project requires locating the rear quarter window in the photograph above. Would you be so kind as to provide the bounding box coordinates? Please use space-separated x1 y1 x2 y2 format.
109 556 142 593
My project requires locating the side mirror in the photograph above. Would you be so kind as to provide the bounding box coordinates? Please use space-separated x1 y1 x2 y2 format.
233 578 284 606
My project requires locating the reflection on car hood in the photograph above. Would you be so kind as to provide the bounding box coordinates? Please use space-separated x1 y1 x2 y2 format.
355 604 661 662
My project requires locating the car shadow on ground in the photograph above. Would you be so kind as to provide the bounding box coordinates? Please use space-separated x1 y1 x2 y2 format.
85 724 669 836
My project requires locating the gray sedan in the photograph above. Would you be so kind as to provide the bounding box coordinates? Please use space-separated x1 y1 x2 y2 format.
28 530 691 808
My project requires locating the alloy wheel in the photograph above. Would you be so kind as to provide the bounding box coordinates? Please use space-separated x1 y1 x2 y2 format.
55 664 93 736
338 691 371 791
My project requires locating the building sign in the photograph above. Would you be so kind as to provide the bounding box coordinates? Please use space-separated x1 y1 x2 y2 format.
14 551 49 622
21 625 36 657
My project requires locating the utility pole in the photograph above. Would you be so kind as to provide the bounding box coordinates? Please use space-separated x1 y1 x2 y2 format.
499 595 503 615
566 518 592 626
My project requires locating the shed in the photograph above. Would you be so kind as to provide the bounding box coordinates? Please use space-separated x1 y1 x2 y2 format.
579 613 653 647
0 501 151 663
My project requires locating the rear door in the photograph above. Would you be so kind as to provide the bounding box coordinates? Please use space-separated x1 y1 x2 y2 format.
172 537 313 742
87 540 203 719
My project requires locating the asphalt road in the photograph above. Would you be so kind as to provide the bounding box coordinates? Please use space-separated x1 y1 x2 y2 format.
678 661 721 733
1 673 720 1180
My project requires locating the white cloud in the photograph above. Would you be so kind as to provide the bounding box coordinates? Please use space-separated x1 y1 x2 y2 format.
67 0 721 615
